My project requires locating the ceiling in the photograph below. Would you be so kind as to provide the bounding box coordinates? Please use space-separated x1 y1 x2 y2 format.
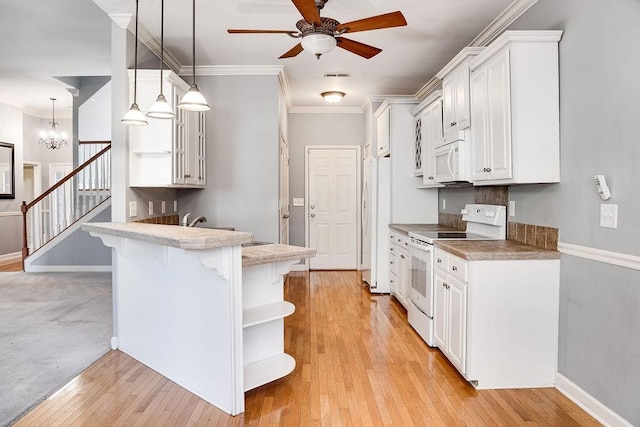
0 0 514 116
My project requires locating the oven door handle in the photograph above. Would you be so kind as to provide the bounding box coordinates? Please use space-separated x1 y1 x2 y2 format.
408 240 433 251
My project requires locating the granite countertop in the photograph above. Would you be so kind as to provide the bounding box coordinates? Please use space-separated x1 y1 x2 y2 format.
82 222 254 250
389 224 461 235
242 244 317 267
435 240 561 261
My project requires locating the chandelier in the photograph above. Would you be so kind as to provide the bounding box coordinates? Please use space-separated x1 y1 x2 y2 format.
39 98 68 150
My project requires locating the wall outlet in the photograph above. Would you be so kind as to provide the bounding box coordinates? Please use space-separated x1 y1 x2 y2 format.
129 201 137 218
293 198 304 207
174 201 178 212
509 201 516 217
442 199 446 210
600 204 618 228
161 201 166 214
148 201 154 216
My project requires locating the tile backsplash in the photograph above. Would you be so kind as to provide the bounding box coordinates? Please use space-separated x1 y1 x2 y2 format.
135 215 180 225
507 222 558 251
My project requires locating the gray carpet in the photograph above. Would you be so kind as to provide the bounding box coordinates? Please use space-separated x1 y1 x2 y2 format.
0 272 112 426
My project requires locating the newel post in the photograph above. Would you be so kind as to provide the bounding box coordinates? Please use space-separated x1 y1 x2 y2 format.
21 201 29 270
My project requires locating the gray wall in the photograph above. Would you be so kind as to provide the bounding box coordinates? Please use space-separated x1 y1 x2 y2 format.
32 205 112 266
288 112 365 247
178 75 281 243
0 102 24 257
438 1 640 423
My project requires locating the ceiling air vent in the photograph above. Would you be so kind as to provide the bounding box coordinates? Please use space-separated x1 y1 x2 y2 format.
324 72 350 78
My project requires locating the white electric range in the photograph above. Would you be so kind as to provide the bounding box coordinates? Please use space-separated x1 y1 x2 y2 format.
406 204 507 346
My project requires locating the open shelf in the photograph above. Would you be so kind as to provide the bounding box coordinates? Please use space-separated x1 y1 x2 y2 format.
131 150 171 155
243 301 295 328
243 353 295 392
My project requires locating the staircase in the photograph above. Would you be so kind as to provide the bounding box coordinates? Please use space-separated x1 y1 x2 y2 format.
21 144 111 270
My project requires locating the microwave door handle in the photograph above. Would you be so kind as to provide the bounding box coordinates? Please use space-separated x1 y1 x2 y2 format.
447 145 454 179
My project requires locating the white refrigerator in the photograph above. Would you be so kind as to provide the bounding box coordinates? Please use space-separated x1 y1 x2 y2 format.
362 156 391 293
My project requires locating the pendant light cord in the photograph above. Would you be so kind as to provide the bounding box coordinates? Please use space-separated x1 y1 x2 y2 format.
133 0 139 103
159 0 165 95
192 0 196 84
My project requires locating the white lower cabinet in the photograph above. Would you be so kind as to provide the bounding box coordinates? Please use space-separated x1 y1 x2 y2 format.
434 246 560 389
389 231 410 309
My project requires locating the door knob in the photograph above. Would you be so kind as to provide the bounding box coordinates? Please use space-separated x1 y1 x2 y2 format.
283 214 289 219
310 205 315 209
310 213 315 218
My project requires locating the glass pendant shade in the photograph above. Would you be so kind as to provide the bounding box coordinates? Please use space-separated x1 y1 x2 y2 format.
146 94 175 119
301 33 337 57
178 84 210 111
121 103 148 126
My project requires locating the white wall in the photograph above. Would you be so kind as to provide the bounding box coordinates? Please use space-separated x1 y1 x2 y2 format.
288 113 365 247
178 74 281 243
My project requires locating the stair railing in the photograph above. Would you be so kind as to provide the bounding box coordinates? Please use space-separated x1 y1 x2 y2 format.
21 144 111 266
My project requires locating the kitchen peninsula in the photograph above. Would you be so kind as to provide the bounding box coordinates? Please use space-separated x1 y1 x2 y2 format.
82 222 315 416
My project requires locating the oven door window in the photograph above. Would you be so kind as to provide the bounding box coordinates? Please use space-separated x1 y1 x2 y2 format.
411 255 427 298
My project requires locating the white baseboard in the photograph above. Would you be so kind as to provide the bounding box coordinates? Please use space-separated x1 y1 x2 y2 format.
0 251 21 265
290 264 308 272
24 265 112 273
555 373 632 427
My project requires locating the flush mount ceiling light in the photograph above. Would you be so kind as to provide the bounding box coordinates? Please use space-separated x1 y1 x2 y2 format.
147 0 175 119
39 98 68 150
121 0 148 126
178 0 210 111
321 91 345 103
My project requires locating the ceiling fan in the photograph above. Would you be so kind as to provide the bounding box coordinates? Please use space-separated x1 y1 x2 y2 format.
227 0 407 59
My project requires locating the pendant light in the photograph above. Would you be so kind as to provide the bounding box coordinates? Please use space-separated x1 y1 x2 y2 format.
146 0 175 119
178 0 210 111
121 0 148 126
39 98 69 149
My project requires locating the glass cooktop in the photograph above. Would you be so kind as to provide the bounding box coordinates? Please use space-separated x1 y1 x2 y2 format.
408 231 491 244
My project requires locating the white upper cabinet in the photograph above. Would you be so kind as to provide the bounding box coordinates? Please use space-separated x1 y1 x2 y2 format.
376 106 391 157
469 31 562 185
411 91 444 188
413 115 423 176
129 70 206 188
437 48 484 144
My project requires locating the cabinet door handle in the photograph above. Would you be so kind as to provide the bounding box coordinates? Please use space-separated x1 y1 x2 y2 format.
437 258 442 263
428 176 434 180
390 247 394 251
442 282 447 288
452 266 458 271
400 255 405 259
404 242 408 246
487 167 492 172
379 147 384 150
390 261 394 264
184 174 191 178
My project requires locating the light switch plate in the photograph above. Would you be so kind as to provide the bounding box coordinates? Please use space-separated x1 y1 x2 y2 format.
173 201 178 212
442 199 446 210
161 201 166 214
600 204 618 228
293 198 304 207
509 201 516 217
129 201 137 218
148 201 154 216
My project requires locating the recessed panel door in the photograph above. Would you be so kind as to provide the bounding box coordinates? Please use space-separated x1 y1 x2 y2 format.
308 148 357 270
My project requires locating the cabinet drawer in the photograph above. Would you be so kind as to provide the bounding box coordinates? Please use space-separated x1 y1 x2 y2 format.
434 252 448 272
397 235 410 250
390 231 398 242
389 252 398 275
448 254 468 282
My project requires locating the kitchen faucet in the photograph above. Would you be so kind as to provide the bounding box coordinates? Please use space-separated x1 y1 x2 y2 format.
181 213 208 227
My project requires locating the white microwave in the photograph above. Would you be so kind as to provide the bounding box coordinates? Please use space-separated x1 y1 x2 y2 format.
433 141 470 183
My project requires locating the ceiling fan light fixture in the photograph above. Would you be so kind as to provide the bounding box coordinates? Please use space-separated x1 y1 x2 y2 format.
321 91 345 103
301 33 336 58
179 83 211 111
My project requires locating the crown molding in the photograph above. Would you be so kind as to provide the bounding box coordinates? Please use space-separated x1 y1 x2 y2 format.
186 65 285 76
360 96 372 112
289 106 363 114
435 47 485 79
469 0 539 47
411 90 442 115
109 13 132 30
414 77 442 100
137 24 182 74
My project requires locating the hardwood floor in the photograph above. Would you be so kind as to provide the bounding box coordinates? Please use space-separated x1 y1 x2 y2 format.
0 260 22 272
16 271 599 426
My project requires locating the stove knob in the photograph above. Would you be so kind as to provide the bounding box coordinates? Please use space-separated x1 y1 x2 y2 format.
485 211 496 218
460 209 469 215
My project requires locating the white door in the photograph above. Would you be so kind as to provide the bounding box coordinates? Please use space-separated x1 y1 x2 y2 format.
279 136 290 244
307 147 358 270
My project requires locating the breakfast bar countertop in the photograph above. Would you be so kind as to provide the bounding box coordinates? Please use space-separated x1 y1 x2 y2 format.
435 239 561 261
242 244 316 267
